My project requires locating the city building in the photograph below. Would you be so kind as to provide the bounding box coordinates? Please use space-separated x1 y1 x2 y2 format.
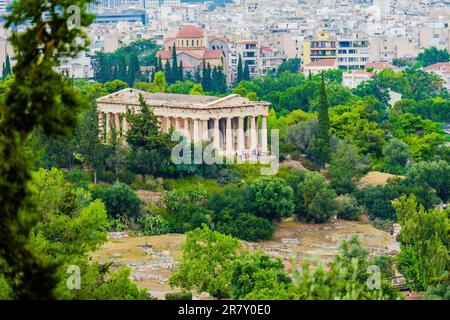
157 25 227 82
342 70 373 88
303 31 369 70
303 58 338 75
424 62 450 91
231 39 285 82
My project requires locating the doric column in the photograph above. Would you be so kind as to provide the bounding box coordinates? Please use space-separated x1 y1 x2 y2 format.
237 116 245 153
106 112 111 139
184 118 191 142
115 113 120 135
226 117 233 156
174 117 180 132
98 112 104 140
213 118 220 152
193 119 200 143
162 117 170 133
202 120 209 141
122 114 128 135
261 116 268 155
250 116 257 155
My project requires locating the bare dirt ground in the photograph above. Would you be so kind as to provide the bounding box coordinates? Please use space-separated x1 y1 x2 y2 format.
91 220 399 299
360 171 404 187
135 190 164 206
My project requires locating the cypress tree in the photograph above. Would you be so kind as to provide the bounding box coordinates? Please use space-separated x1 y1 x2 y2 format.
194 66 201 83
171 44 178 82
127 53 140 86
117 55 127 82
236 54 243 85
164 59 172 84
315 72 331 168
216 65 227 94
178 61 184 82
157 56 163 72
211 66 219 93
201 60 208 91
206 63 213 92
3 55 11 78
244 62 250 81
185 70 193 82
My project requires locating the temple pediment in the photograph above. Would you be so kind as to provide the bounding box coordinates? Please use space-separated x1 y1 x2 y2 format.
96 88 269 110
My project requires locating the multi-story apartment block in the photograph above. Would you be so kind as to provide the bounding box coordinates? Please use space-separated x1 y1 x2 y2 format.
230 39 285 82
419 25 450 52
303 31 337 66
303 32 369 70
235 40 260 77
337 33 370 70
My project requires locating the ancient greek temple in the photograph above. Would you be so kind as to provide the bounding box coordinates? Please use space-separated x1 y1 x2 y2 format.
96 89 270 158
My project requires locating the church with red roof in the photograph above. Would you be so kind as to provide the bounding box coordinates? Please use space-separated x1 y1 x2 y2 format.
156 25 229 83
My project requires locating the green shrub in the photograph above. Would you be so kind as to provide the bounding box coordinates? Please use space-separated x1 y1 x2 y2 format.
355 184 399 221
116 171 135 185
131 176 163 192
108 216 129 232
297 172 337 223
426 281 450 300
248 177 295 221
215 211 275 242
137 214 171 236
371 218 394 232
65 168 91 187
163 186 211 233
335 196 362 221
99 170 116 184
92 182 141 218
165 292 192 300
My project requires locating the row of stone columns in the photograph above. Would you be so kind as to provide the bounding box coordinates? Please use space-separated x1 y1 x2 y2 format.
99 112 128 141
99 112 269 158
160 115 268 157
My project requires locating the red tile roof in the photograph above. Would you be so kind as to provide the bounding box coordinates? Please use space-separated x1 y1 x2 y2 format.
164 36 175 43
176 25 204 38
157 50 172 60
203 49 224 59
365 61 396 70
424 62 450 71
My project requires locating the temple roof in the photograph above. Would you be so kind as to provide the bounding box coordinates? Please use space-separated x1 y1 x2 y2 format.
96 89 270 110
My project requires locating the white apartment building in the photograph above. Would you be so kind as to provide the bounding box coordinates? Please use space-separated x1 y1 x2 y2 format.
419 25 450 51
369 34 418 62
54 52 93 79
337 34 370 70
231 39 285 82
303 32 369 70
